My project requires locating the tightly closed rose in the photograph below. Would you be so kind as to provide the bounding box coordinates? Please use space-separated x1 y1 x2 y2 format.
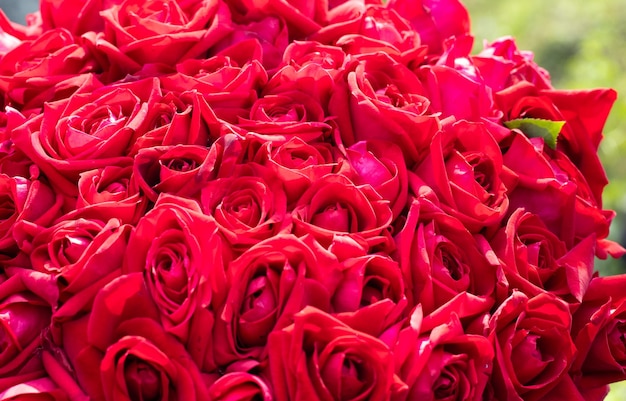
489 291 576 401
394 307 493 401
212 234 339 366
268 306 398 401
330 51 439 165
415 120 509 232
97 0 233 74
124 194 226 347
11 78 162 197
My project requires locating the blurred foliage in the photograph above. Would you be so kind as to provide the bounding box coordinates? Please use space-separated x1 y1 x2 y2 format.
466 0 626 276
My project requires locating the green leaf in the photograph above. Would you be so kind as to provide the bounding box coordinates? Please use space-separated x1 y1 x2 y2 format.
504 118 565 149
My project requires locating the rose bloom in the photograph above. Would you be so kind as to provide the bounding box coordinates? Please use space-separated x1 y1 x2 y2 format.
415 120 509 232
488 291 576 401
393 307 493 401
124 194 227 349
11 78 161 197
62 273 210 401
0 377 70 401
267 306 398 401
212 234 339 366
207 372 272 401
329 51 438 165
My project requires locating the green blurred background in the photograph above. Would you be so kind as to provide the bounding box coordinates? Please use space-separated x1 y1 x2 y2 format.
2 0 626 396
466 0 626 398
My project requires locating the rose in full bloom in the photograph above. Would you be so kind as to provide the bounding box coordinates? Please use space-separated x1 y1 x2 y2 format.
488 291 576 401
267 306 398 401
40 0 122 35
95 0 233 75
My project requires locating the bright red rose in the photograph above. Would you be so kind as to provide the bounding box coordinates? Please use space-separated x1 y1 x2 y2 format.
212 234 339 366
415 120 509 232
395 197 498 313
124 195 226 349
0 377 70 401
0 174 63 263
571 275 626 388
200 165 291 250
292 173 393 249
66 273 210 401
0 29 101 112
490 208 595 304
488 291 576 401
267 306 399 401
40 0 122 36
386 0 470 56
11 78 161 197
98 0 233 72
394 308 493 401
330 52 439 165
207 372 272 401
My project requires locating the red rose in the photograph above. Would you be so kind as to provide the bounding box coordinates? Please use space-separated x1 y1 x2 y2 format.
394 307 493 401
281 40 346 73
40 0 122 36
490 208 595 303
66 273 210 401
0 377 69 401
124 195 227 348
292 174 393 248
329 52 439 165
386 0 470 56
76 165 147 224
415 120 509 232
267 306 398 401
395 197 498 313
571 275 626 388
11 78 161 197
200 165 291 250
213 234 339 366
0 29 101 112
488 291 576 401
98 0 233 73
0 174 63 263
207 372 272 401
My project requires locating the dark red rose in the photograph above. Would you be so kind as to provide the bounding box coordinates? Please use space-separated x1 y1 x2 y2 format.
490 208 595 303
488 291 576 401
267 306 398 401
65 273 210 401
329 52 439 165
11 78 161 197
213 234 339 366
207 372 272 401
415 120 509 232
0 29 101 112
98 0 233 72
386 0 470 56
393 307 493 401
292 173 393 249
571 275 626 388
124 195 227 349
395 197 498 314
200 165 291 250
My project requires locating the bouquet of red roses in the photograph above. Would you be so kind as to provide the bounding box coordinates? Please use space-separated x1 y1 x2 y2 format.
0 0 625 400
